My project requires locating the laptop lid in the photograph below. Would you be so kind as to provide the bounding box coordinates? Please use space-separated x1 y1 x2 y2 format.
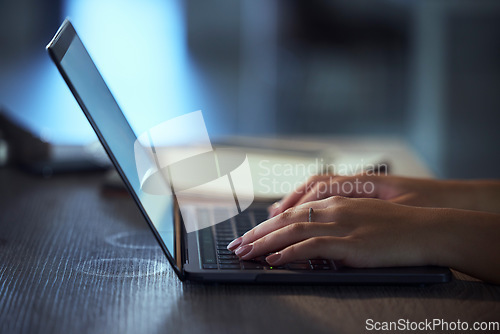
46 19 186 279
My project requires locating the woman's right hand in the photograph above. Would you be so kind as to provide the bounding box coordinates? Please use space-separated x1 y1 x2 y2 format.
268 175 500 217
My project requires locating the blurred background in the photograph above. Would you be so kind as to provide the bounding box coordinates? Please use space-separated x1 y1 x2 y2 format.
0 0 499 178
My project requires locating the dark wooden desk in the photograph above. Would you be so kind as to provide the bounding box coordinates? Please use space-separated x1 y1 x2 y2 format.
1 169 499 334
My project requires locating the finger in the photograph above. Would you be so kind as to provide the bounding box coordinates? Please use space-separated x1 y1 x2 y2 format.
271 173 386 217
227 209 307 251
295 197 337 211
294 181 334 207
228 197 350 252
293 177 359 207
270 175 329 217
240 208 310 247
238 205 337 248
237 222 343 260
265 236 349 266
295 176 381 207
267 201 281 216
268 186 309 218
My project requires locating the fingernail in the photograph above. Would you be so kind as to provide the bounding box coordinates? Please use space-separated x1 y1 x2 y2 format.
266 252 282 265
235 244 253 258
227 237 242 251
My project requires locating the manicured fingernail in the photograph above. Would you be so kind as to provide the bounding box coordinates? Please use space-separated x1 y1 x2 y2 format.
235 244 253 258
266 252 282 265
227 237 242 251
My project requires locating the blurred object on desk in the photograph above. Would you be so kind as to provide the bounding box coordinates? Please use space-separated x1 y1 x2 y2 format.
0 126 8 167
0 107 111 176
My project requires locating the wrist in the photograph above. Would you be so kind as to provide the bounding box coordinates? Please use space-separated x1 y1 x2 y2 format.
413 207 455 267
418 207 476 268
433 180 479 210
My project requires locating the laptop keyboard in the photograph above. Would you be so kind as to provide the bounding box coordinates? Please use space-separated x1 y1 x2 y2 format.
197 207 338 271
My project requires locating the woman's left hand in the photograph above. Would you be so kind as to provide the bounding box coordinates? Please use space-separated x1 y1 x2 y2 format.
228 196 438 268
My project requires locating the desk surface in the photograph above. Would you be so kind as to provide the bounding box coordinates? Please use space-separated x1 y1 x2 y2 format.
1 140 499 334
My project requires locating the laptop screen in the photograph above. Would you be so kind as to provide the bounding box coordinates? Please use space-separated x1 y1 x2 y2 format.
47 20 178 270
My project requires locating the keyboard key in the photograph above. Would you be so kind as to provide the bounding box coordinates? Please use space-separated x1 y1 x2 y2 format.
202 264 218 269
215 227 234 233
288 263 312 270
219 259 240 264
311 264 332 270
241 262 264 270
251 256 268 263
215 234 233 239
236 224 251 229
218 254 238 260
214 208 230 224
198 226 217 265
215 230 233 235
198 206 272 271
266 266 286 270
220 264 242 269
217 239 233 244
216 233 233 237
215 221 232 229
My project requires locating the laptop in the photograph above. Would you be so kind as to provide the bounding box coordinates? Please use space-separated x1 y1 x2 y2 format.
47 19 451 284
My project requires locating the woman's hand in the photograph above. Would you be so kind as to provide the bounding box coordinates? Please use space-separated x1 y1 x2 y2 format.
229 196 500 284
230 196 437 268
268 175 500 217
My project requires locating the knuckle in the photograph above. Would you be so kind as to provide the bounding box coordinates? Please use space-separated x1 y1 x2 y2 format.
276 208 295 227
287 222 308 235
242 228 255 242
286 244 300 258
308 236 327 249
253 235 268 249
329 195 346 204
328 197 351 219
